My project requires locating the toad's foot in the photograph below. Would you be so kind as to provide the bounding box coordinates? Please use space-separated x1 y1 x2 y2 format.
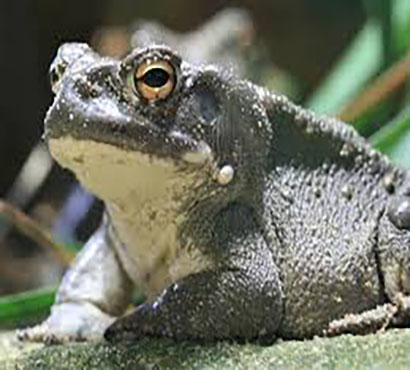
390 293 410 327
326 295 410 336
325 303 398 336
17 302 116 344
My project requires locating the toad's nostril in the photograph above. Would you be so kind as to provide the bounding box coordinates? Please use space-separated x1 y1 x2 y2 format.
49 62 67 94
49 67 59 88
49 43 98 94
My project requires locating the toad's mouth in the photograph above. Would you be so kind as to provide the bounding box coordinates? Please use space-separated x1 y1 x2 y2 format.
44 88 213 168
45 119 213 167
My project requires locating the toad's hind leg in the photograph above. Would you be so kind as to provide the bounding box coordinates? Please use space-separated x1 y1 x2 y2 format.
376 192 410 327
326 190 410 336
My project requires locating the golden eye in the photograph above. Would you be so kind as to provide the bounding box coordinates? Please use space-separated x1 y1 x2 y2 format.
134 60 175 101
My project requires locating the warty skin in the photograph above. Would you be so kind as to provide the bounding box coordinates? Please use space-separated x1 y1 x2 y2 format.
18 42 410 343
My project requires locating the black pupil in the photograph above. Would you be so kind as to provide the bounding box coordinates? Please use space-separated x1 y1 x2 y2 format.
142 68 170 88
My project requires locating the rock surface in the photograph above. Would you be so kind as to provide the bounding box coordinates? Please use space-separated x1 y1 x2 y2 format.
1 329 410 369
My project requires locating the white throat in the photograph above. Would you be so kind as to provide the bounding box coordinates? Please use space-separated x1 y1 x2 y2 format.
49 136 210 296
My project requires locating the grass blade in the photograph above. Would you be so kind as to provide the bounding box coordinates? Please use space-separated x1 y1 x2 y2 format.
306 20 382 115
0 286 56 328
371 106 410 167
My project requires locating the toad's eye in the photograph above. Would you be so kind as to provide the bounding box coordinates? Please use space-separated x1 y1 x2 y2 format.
134 60 175 101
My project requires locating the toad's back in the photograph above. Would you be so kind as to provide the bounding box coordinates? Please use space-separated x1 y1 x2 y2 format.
257 93 404 337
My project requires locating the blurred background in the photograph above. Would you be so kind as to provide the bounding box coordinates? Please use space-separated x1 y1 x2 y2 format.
0 0 409 328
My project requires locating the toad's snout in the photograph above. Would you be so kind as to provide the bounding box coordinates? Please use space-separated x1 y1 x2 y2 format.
49 43 99 94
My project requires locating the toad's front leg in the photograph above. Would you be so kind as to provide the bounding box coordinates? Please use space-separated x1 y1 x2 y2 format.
18 224 134 343
105 204 283 342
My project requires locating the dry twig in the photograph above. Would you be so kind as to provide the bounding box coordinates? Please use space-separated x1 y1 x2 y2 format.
339 52 410 122
0 199 72 267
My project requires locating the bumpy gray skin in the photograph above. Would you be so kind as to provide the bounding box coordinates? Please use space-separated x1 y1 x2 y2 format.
19 42 410 344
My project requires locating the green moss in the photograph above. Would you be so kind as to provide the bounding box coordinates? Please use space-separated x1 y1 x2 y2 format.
1 329 410 369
